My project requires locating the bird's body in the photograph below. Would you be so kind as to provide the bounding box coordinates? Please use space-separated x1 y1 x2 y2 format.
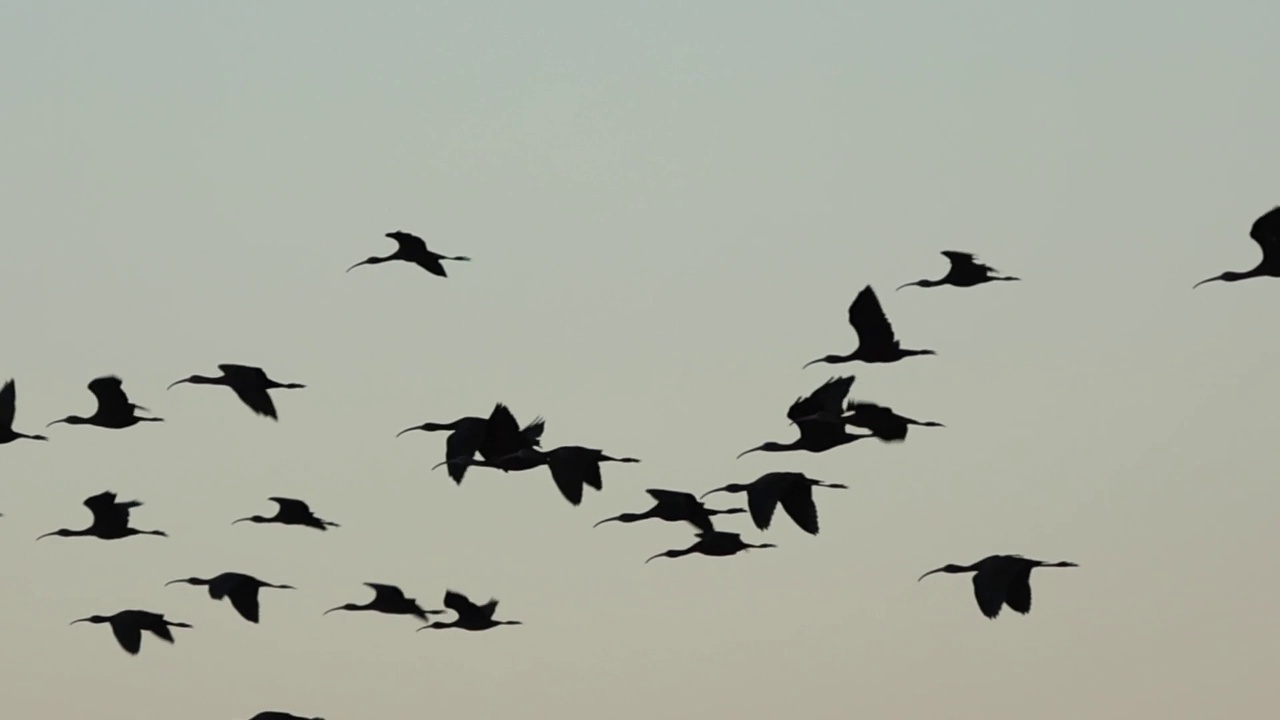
794 399 944 443
70 609 192 655
738 375 875 458
594 488 747 533
233 497 339 531
897 251 1020 290
167 364 304 420
417 590 521 631
248 713 325 720
803 286 935 367
37 491 167 541
645 530 776 563
0 379 47 444
403 403 545 483
490 445 641 506
165 572 295 624
1195 206 1280 288
918 554 1078 619
324 583 444 622
701 472 847 536
347 231 471 277
47 375 162 430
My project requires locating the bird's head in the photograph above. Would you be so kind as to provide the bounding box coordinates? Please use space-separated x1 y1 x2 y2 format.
895 279 933 291
396 422 450 437
345 257 380 273
231 515 268 525
45 415 79 428
735 443 785 459
644 550 679 564
801 355 843 369
1193 270 1247 288
917 563 968 581
69 615 110 626
592 512 640 528
164 577 205 587
322 603 361 616
35 528 72 541
165 376 196 390
699 484 746 499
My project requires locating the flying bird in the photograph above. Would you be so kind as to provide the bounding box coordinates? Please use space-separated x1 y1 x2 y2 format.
0 379 47 444
70 610 192 655
167 364 305 420
645 530 776 563
417 590 522 632
324 583 444 622
1194 206 1280 288
347 231 471 277
248 713 326 720
46 375 162 429
793 399 943 443
232 497 339 531
37 491 167 541
738 375 875 458
701 472 847 536
896 251 1020 290
165 572 295 624
478 445 641 506
400 403 545 483
917 554 1079 619
803 286 935 368
594 488 747 533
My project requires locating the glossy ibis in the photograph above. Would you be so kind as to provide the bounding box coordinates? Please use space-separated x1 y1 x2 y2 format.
400 403 545 483
232 497 338 531
37 491 167 541
347 231 470 277
0 379 47 444
165 572 295 624
324 583 444 622
701 471 846 536
417 590 521 631
167 364 304 420
897 251 1019 290
803 286 935 367
594 488 747 533
793 399 943 442
248 713 326 720
483 445 640 506
918 554 1078 619
645 530 776 563
47 376 162 429
1195 206 1280 288
70 610 192 655
738 375 875 458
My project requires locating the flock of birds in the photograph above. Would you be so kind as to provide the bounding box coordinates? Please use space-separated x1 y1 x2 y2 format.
6 208 1280 719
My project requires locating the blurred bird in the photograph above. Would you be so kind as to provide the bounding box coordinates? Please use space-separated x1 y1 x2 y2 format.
324 583 444 622
803 286 935 367
70 610 192 655
701 472 847 536
0 379 47 444
897 251 1019 290
37 491 167 541
594 488 747 533
46 375 162 430
167 364 304 420
738 375 875 458
347 231 470 277
417 590 522 631
645 531 776 563
1194 206 1280 288
482 445 641 506
917 554 1078 619
165 572 295 624
248 713 325 720
232 497 339 531
792 399 943 443
401 403 545 483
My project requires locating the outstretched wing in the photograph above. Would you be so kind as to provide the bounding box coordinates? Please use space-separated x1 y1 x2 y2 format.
217 364 278 418
549 448 604 493
443 590 484 617
846 286 898 349
111 622 144 655
482 404 532 460
520 417 547 446
972 565 1012 619
787 375 856 423
366 583 408 604
1004 565 1034 615
386 231 428 254
227 585 262 623
444 419 488 483
87 376 131 413
0 379 16 430
1250 206 1280 262
942 250 998 276
777 481 819 535
268 497 312 516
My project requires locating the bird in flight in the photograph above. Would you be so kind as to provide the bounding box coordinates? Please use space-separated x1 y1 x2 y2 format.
324 583 444 623
165 572 295 624
347 231 471 277
248 713 326 720
593 488 747 533
483 445 641 506
70 609 192 655
1194 206 1280 288
738 375 875 458
803 286 935 368
791 398 943 443
701 471 847 536
400 403 545 484
645 530 776 563
232 497 339 531
37 491 168 541
0 379 47 444
47 376 162 430
418 590 522 632
917 554 1078 619
896 251 1020 290
167 364 305 420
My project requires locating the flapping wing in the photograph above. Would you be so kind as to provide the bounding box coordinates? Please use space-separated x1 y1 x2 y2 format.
218 365 278 418
228 586 262 623
112 622 143 654
482 404 529 460
778 482 819 535
443 590 484 617
444 419 488 482
88 376 130 413
268 497 311 516
386 231 427 254
1004 565 1034 615
787 376 856 423
846 286 898 348
0 379 16 430
366 583 408 604
1250 206 1280 263
972 566 1011 619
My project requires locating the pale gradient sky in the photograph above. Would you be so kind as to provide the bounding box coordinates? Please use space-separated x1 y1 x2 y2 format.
2 2 1279 718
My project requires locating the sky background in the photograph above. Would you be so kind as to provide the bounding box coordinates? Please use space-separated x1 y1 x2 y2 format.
2 2 1279 718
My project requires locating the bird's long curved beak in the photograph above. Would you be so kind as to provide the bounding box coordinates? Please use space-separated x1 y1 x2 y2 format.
415 624 438 632
163 579 187 586
322 606 344 616
35 531 56 541
896 280 923 291
592 515 623 528
68 617 91 626
165 379 190 391
735 446 763 460
699 487 727 499
345 260 370 273
395 424 425 438
801 358 823 369
644 553 666 564
917 567 946 582
45 419 67 428
1192 275 1221 289
230 517 251 525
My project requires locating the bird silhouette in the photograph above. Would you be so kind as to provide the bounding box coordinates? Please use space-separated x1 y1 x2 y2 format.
701 472 847 535
0 379 47 444
1194 206 1280 288
248 713 325 720
167 364 305 420
594 488 747 533
165 572 295 624
738 375 875 458
793 399 944 443
70 609 192 655
400 403 545 483
324 583 444 622
347 231 471 277
896 251 1020 290
479 445 641 506
917 554 1079 619
417 590 522 631
803 286 936 367
645 530 776 563
232 497 339 531
46 375 162 429
37 491 168 541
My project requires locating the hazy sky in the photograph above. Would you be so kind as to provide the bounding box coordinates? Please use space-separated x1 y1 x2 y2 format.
3 2 1279 718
